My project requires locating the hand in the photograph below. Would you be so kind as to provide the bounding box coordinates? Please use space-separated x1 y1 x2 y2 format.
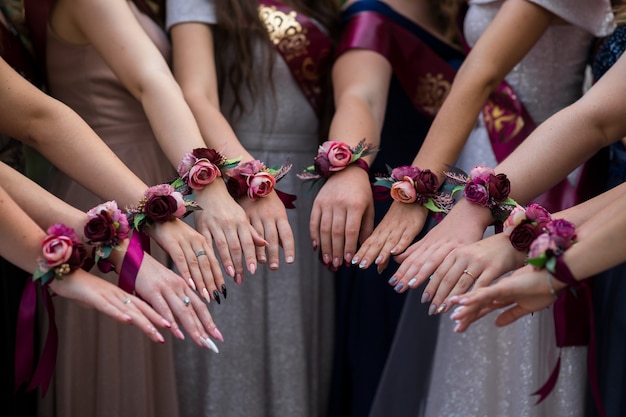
422 232 527 315
309 165 374 269
193 181 267 285
448 264 565 333
352 201 429 273
134 253 223 352
148 218 225 302
48 269 170 344
239 191 295 270
389 201 490 293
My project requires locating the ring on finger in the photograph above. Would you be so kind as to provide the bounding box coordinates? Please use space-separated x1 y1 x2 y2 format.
195 250 207 258
462 269 477 280
182 296 191 307
123 297 132 305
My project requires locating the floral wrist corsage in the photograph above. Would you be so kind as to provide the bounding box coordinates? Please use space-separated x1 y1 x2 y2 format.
176 147 241 192
84 201 130 272
373 165 453 213
297 139 377 186
33 223 88 285
526 218 577 273
126 183 200 231
503 203 552 251
226 159 292 201
445 165 517 222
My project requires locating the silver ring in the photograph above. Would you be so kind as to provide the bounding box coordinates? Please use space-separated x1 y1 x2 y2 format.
195 250 207 257
463 269 477 280
123 297 132 305
182 296 191 307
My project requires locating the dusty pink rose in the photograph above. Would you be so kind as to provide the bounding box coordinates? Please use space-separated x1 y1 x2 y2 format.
41 235 74 268
528 233 556 259
546 219 576 249
188 159 221 189
144 184 175 200
390 178 417 203
177 152 196 178
469 166 495 183
247 172 276 200
525 203 552 223
47 223 79 241
391 166 421 181
322 142 353 171
503 206 528 235
464 183 489 206
237 160 265 177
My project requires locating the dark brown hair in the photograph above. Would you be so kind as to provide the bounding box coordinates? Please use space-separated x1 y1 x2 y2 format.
427 0 465 47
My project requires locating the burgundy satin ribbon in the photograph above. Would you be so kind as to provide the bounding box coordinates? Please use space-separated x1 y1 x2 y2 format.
118 231 147 294
14 279 58 396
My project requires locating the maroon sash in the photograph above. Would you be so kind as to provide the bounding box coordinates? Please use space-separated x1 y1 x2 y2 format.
257 0 333 119
337 11 459 120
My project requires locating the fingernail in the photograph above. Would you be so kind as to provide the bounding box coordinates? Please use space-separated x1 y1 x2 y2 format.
393 283 404 293
351 255 360 265
390 247 398 254
421 292 430 303
345 253 353 263
459 297 469 305
407 278 417 287
323 254 331 265
212 327 224 343
270 262 278 270
450 306 464 320
428 304 437 316
226 266 235 277
333 257 340 268
312 240 318 250
162 318 172 328
374 255 383 265
202 288 211 303
221 284 227 299
258 255 267 263
235 274 243 286
286 256 294 263
388 276 399 285
188 278 197 291
249 263 257 274
175 328 185 340
377 265 383 275
156 332 165 343
201 337 219 353
448 295 459 303
454 321 462 333
359 260 368 269
436 304 446 314
428 275 434 281
213 290 221 305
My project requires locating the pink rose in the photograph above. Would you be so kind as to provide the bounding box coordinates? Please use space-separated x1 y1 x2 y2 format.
237 159 265 177
469 166 495 183
323 142 353 171
41 235 74 267
391 166 421 181
171 191 187 218
546 219 576 249
528 233 556 259
525 203 551 223
115 215 130 240
390 178 417 203
177 152 196 178
247 172 276 200
144 184 175 199
503 206 528 235
188 159 222 189
464 183 489 206
47 224 79 241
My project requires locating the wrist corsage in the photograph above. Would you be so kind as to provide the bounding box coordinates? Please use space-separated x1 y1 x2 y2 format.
503 203 552 251
526 218 577 273
176 147 241 192
297 139 377 186
84 201 130 273
126 183 200 231
33 223 88 285
445 165 517 221
226 159 292 201
373 165 454 213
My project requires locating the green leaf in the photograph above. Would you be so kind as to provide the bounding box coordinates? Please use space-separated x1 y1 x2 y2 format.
133 213 146 230
423 199 445 213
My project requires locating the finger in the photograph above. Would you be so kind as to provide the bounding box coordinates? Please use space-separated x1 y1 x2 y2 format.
143 291 185 340
239 224 259 275
433 266 479 315
208 227 238 278
277 217 295 264
318 209 333 267
251 217 268 264
194 245 223 303
263 218 280 270
309 203 322 252
330 209 347 270
343 207 363 264
359 202 375 244
354 227 390 270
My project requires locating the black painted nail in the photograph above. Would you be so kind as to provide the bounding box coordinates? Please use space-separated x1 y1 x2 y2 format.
213 290 221 305
221 284 227 299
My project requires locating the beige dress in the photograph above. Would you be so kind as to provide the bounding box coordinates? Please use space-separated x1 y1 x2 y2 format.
40 4 179 417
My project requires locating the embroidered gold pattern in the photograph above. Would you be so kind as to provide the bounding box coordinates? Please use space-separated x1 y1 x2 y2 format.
414 73 451 116
259 5 309 60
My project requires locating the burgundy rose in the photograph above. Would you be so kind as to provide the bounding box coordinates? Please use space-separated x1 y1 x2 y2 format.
391 165 421 181
414 170 439 195
313 153 332 178
193 148 223 164
66 243 88 271
84 211 117 244
227 175 249 199
487 173 510 202
144 194 180 223
464 183 489 206
509 222 539 251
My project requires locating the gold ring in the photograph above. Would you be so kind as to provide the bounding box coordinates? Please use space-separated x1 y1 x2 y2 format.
463 269 477 280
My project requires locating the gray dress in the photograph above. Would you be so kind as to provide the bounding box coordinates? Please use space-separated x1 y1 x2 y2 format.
167 2 334 417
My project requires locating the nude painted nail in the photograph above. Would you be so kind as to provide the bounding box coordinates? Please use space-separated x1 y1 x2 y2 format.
428 304 437 316
421 292 430 303
374 255 383 265
188 278 197 291
202 287 211 303
286 255 294 264
212 327 224 343
226 265 235 277
249 263 257 274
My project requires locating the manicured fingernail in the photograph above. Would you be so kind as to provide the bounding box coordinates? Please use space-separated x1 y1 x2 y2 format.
221 284 227 299
359 260 368 269
286 256 294 264
235 274 243 286
408 278 417 287
390 247 398 254
312 240 318 250
188 278 197 291
459 297 469 305
212 327 224 343
258 255 267 263
377 265 383 275
249 263 257 274
175 328 185 340
345 253 353 263
388 276 399 285
436 304 446 314
374 255 383 265
421 292 430 303
213 290 221 305
450 306 464 320
201 337 219 353
226 266 235 277
448 295 459 303
333 257 341 268
270 262 278 270
202 287 211 302
162 318 172 328
428 304 437 316
351 255 360 265
393 283 404 292
454 321 462 333
154 329 165 343
323 254 331 265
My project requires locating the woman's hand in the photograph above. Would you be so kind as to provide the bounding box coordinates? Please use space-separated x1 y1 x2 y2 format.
422 232 527 315
193 181 267 286
238 192 295 270
351 201 429 273
448 264 565 333
310 165 374 269
49 269 170 344
148 218 226 302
